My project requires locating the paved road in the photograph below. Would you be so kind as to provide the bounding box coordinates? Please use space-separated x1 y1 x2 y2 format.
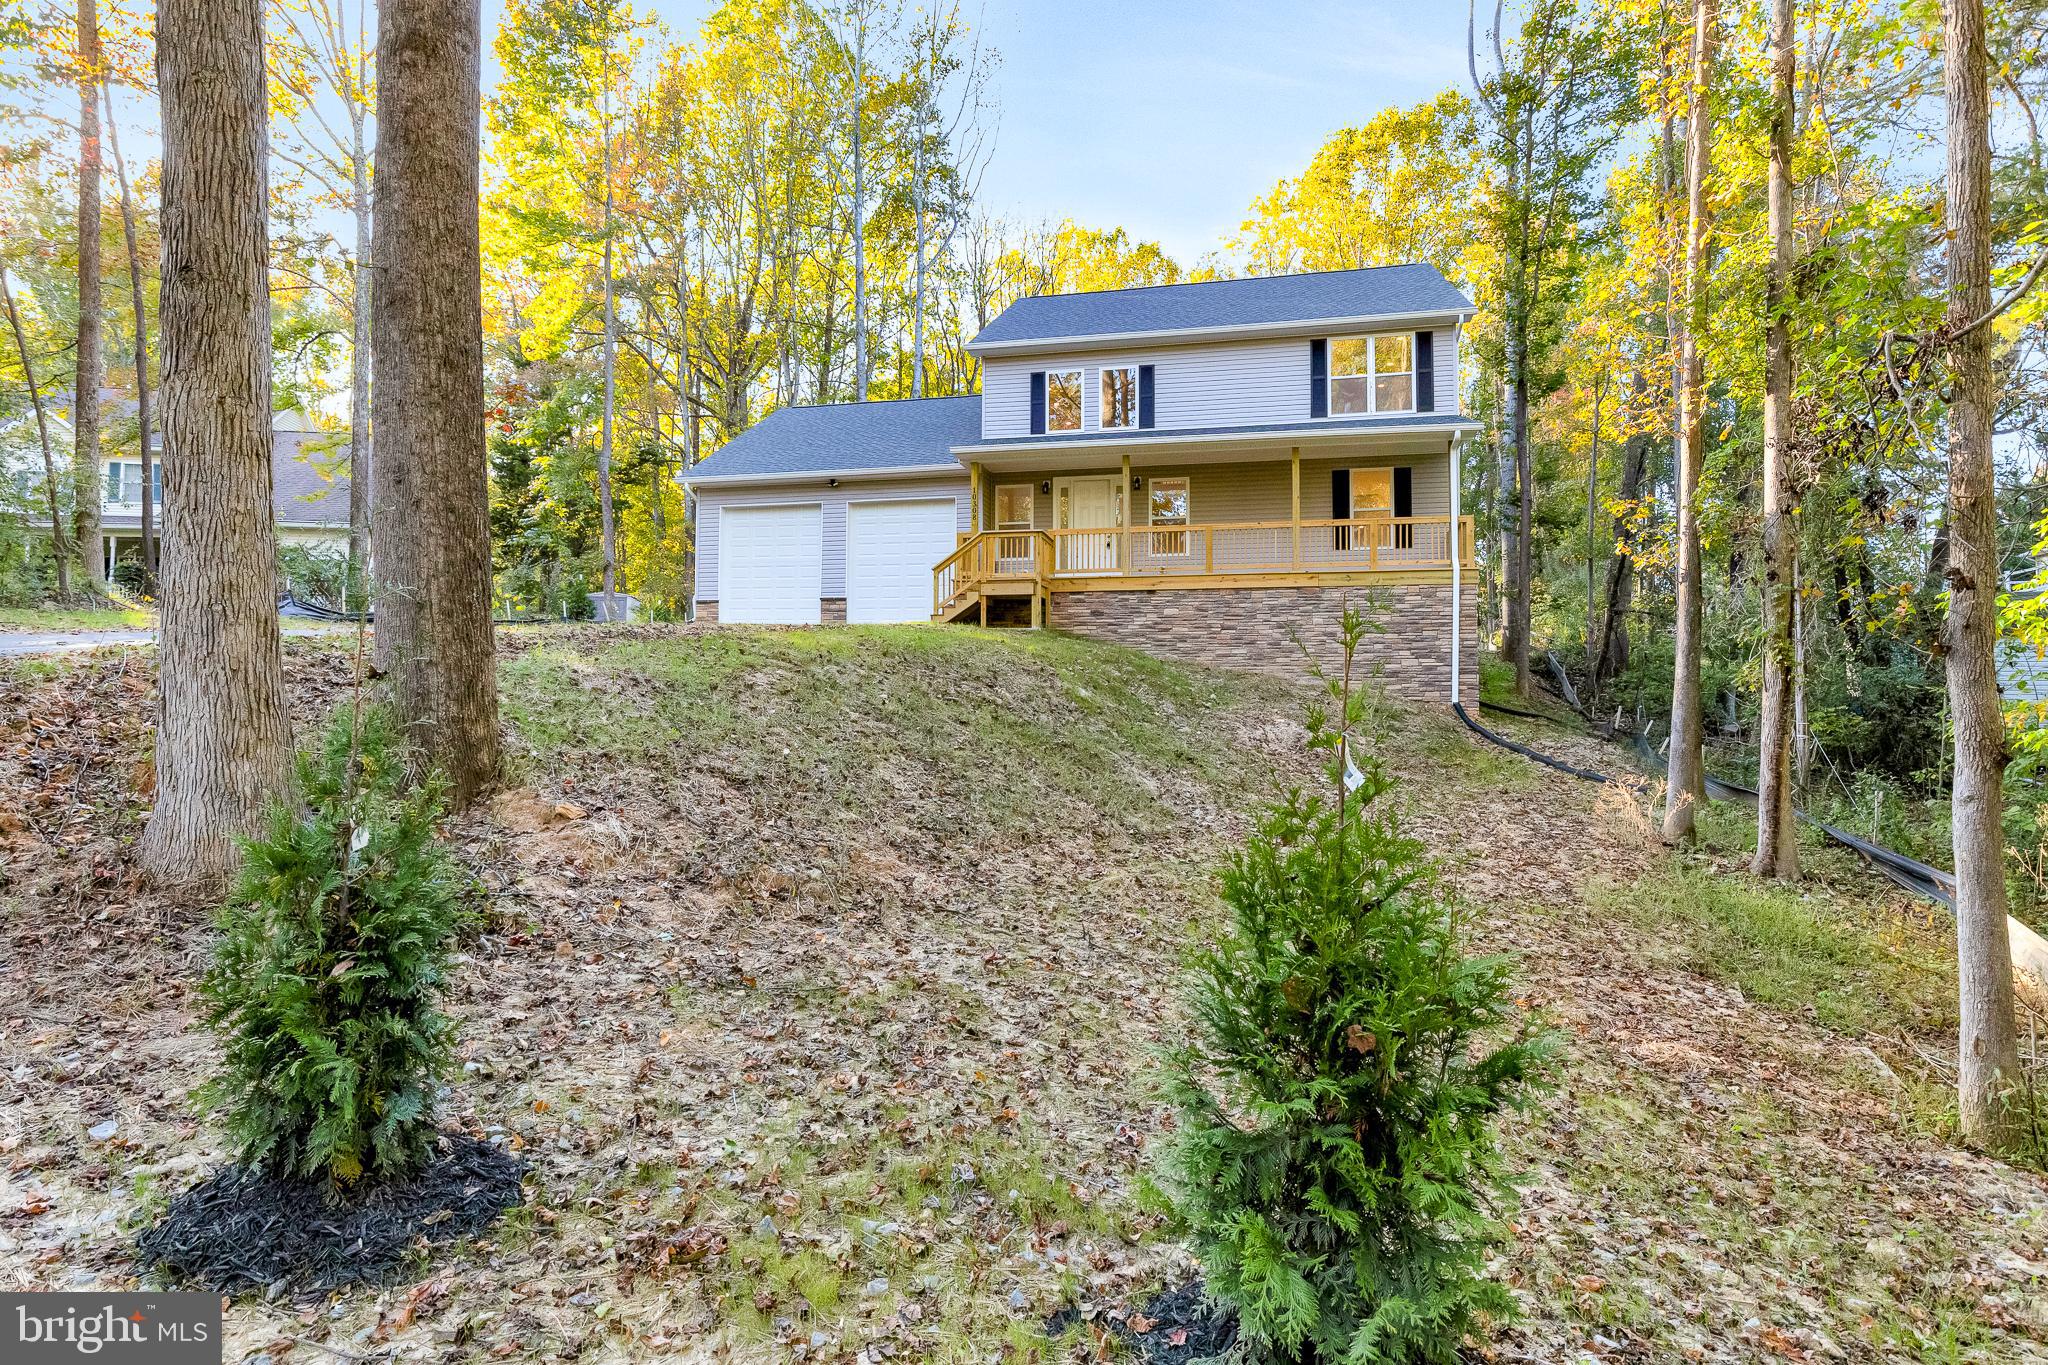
0 623 353 657
0 629 156 656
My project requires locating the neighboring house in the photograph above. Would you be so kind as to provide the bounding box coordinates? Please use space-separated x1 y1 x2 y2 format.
687 264 1482 700
95 409 353 577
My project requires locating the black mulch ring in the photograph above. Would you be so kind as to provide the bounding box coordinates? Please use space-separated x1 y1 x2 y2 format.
134 1134 525 1296
1046 1280 1238 1364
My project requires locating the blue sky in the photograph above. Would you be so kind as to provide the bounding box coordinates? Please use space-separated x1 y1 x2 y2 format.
500 0 1481 266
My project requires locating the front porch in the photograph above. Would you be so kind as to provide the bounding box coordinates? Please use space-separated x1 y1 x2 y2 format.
932 516 1474 624
930 440 1475 627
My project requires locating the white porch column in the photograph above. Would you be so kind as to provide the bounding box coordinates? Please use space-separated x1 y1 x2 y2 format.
1449 435 1463 706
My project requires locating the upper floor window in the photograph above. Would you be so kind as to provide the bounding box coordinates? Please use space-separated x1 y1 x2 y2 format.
104 460 161 505
1101 366 1138 429
1330 334 1414 415
1047 369 1083 432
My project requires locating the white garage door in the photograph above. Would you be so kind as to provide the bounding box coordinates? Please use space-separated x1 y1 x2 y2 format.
719 504 823 624
846 498 958 624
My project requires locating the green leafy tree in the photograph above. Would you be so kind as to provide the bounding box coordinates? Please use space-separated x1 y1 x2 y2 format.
1160 607 1554 1364
200 706 474 1190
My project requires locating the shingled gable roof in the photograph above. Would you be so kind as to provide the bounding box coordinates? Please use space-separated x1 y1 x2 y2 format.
686 395 981 482
94 426 352 533
967 264 1474 352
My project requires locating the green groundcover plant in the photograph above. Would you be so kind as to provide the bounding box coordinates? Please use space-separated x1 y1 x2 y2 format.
1161 607 1556 1364
201 705 473 1190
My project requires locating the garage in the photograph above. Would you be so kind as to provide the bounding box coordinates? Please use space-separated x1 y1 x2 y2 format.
718 504 823 623
845 498 959 623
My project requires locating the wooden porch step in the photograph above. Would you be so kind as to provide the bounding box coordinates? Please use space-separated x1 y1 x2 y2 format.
933 589 981 625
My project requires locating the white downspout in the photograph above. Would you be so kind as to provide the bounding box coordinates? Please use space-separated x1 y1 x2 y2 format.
1449 434 1463 706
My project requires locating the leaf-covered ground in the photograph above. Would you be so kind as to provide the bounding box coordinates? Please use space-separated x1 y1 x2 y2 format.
1 625 2044 1363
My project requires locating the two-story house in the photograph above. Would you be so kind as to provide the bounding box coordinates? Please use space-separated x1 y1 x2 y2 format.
685 265 1480 700
93 410 354 580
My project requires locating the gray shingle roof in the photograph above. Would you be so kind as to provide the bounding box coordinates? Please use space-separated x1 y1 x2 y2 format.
96 426 353 530
687 396 980 481
969 265 1473 350
959 411 1477 450
272 428 352 526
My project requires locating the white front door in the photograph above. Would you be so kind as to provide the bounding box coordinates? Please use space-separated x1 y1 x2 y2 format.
719 504 823 624
1056 476 1121 573
845 497 958 623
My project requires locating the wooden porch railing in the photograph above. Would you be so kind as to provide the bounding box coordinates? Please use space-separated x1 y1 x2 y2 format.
934 529 1054 615
936 515 1473 615
1046 515 1475 577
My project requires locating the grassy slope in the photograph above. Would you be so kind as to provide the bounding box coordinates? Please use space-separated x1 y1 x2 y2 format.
0 604 154 631
4 626 2046 1364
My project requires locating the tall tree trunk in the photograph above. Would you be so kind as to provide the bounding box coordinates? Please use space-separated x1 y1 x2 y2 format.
597 65 619 614
73 0 106 587
103 88 152 583
851 26 867 402
1512 357 1533 696
347 132 372 611
1586 372 1603 679
1793 553 1810 792
371 0 501 806
1664 0 1715 844
1754 0 1799 878
141 0 292 889
2 267 73 596
1594 430 1646 689
911 115 925 399
1942 0 2022 1151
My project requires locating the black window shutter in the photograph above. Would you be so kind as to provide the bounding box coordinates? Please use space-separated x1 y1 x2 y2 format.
1309 339 1328 417
1331 466 1351 550
1393 465 1413 517
1029 371 1046 435
1137 364 1155 428
1414 331 1435 412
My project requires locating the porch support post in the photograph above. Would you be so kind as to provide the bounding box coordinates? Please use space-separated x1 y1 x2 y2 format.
969 461 982 534
1119 450 1131 572
1290 445 1301 569
1449 436 1463 705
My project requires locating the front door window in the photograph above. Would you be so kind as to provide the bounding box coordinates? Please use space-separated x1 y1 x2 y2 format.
1056 477 1122 572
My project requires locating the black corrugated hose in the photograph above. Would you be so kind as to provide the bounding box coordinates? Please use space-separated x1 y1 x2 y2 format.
1457 698 1956 909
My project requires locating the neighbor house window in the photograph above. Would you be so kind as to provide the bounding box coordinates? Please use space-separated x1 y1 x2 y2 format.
994 483 1035 530
1329 334 1414 415
103 460 160 505
1147 475 1191 555
1047 369 1082 432
1101 365 1138 429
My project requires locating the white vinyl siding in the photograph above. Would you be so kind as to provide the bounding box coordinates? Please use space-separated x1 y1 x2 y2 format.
845 498 960 623
979 326 1461 439
693 474 971 609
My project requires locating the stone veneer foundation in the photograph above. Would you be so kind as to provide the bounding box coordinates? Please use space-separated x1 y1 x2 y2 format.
1048 582 1479 702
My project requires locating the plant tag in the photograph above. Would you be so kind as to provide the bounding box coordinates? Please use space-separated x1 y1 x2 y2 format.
350 824 371 852
1342 742 1367 795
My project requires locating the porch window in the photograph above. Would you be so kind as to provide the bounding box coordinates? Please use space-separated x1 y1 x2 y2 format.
1101 365 1138 429
994 483 1034 530
1146 476 1191 556
1349 468 1393 517
1328 335 1415 415
1047 369 1082 432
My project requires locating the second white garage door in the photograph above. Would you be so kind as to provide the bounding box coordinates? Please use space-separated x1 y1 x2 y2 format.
719 503 823 624
846 498 958 623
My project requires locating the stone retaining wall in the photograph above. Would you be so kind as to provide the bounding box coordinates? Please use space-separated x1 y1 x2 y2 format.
1048 582 1479 701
